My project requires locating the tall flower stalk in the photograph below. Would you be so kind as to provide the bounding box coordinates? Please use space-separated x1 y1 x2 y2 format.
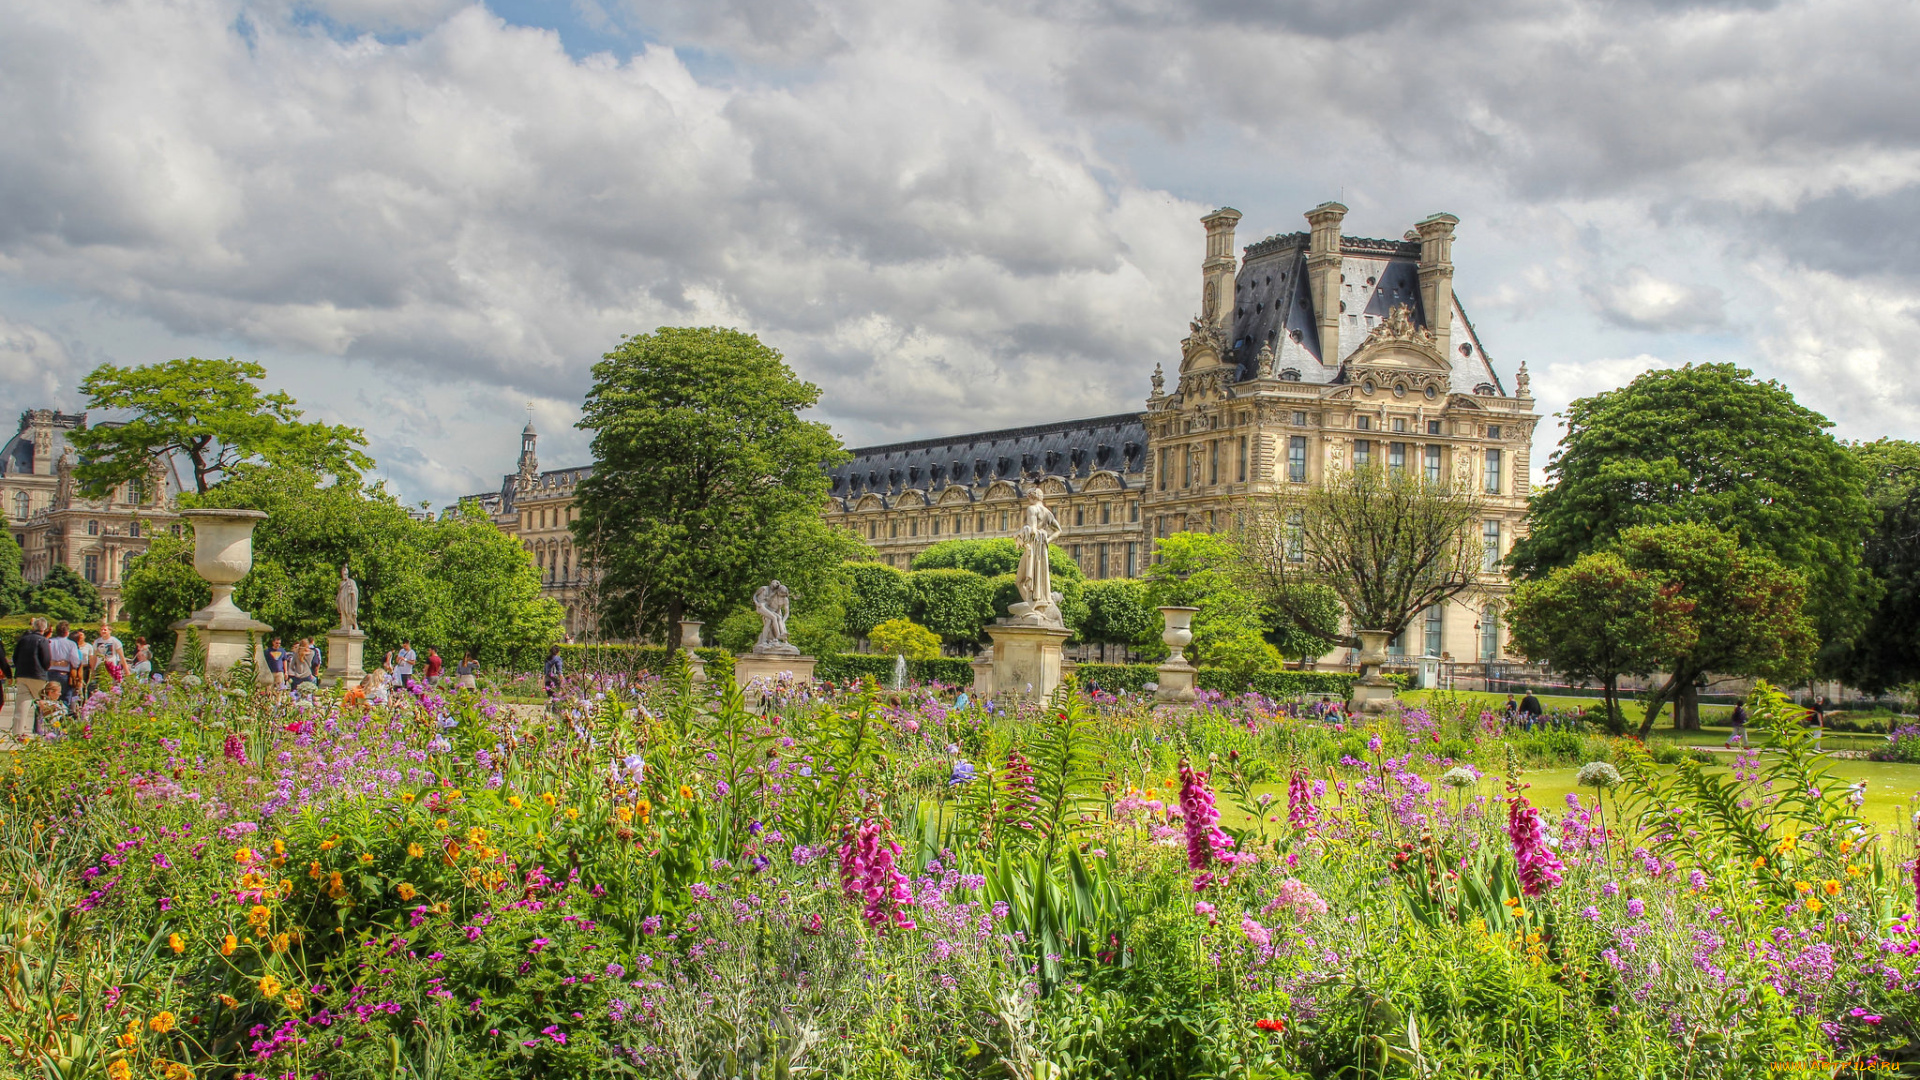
1507 796 1565 897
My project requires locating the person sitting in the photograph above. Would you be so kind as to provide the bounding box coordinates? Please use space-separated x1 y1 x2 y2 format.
361 664 391 705
34 680 66 733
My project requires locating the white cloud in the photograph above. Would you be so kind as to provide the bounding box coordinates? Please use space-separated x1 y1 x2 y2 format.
0 316 84 405
1586 266 1727 332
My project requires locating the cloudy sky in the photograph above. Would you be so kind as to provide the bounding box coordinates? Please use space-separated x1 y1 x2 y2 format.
3 0 1916 507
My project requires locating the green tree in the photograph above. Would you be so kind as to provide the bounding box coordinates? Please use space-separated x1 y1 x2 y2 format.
572 327 847 643
1144 533 1279 674
844 561 910 638
907 568 996 646
0 537 26 617
27 564 104 624
1505 551 1697 731
1832 439 1920 694
1612 523 1817 734
1080 578 1158 660
1508 363 1876 670
121 534 208 647
867 618 942 660
1237 465 1484 647
912 538 1020 576
1266 582 1343 666
67 357 373 496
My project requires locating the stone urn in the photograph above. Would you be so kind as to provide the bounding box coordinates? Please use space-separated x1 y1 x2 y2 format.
1155 606 1199 705
678 619 708 683
170 509 273 679
1350 628 1399 713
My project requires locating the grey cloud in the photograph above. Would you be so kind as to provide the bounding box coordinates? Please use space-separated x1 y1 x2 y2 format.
1585 266 1726 332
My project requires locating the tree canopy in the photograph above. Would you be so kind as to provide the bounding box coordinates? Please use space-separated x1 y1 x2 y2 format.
1144 533 1282 675
1830 439 1920 694
1079 578 1159 653
122 467 561 665
1508 363 1875 667
572 327 848 642
67 357 373 496
28 564 103 624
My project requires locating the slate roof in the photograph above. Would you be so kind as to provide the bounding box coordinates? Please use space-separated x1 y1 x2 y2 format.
828 413 1148 499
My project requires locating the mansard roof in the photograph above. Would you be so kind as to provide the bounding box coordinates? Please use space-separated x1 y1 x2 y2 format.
828 413 1148 500
1227 232 1505 396
457 464 595 518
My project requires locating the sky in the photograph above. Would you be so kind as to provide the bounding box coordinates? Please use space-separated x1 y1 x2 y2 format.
2 0 1917 508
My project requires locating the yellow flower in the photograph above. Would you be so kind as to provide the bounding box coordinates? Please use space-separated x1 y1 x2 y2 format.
234 847 253 863
164 1064 192 1080
272 838 286 856
408 843 424 858
1805 896 1825 915
216 994 238 1009
270 933 289 954
565 808 580 821
1775 835 1797 855
677 785 693 800
446 789 463 802
308 861 322 879
1847 864 1865 879
149 1011 175 1034
467 827 489 846
508 796 524 810
401 792 415 805
635 798 652 824
107 1061 131 1080
319 836 337 851
326 871 346 899
279 879 294 898
1793 880 1812 894
614 806 632 823
1752 856 1766 869
540 792 557 807
1822 879 1842 896
397 882 417 901
238 871 265 889
282 989 305 1011
434 818 450 831
115 1031 137 1048
1839 839 1854 854
221 935 237 957
248 904 272 929
167 933 184 954
258 973 282 999
359 853 373 865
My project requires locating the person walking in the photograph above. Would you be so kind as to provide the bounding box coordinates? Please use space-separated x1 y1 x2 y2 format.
1810 695 1827 751
1518 690 1544 731
1725 701 1749 749
424 647 443 686
46 621 79 713
11 618 51 737
394 641 417 690
454 653 479 691
543 644 563 700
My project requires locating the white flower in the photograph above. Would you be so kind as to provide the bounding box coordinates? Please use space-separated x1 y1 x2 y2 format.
1439 767 1478 789
1577 762 1623 789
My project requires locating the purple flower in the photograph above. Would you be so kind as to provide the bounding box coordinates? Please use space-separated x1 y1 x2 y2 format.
1627 899 1645 918
1179 758 1236 875
529 938 549 954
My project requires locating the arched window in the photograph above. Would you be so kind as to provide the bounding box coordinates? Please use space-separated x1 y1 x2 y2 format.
11 492 26 519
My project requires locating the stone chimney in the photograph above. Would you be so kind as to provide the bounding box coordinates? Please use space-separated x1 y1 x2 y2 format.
1200 208 1242 331
1304 202 1348 363
1415 213 1459 358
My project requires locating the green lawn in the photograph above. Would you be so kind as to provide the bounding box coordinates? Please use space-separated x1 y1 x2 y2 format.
1399 688 1890 750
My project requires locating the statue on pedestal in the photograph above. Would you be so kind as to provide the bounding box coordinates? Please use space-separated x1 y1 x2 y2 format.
1007 489 1065 628
336 564 359 631
751 580 799 656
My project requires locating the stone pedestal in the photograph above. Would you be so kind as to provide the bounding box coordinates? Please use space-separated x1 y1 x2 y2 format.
678 619 707 684
1155 606 1198 705
1350 629 1400 714
970 655 994 694
169 509 273 682
982 623 1071 699
733 652 817 700
325 628 367 683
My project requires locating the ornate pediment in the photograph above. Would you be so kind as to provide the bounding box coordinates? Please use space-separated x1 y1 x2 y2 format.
936 485 975 506
982 480 1021 501
1178 320 1229 374
1083 470 1127 493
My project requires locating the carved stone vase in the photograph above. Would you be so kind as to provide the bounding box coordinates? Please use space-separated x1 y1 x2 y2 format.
1155 606 1199 705
170 509 273 679
1350 629 1399 713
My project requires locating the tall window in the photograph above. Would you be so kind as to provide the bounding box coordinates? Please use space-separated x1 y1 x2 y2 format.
952 514 961 534
1393 417 1407 433
977 513 985 532
1427 419 1443 435
1424 445 1441 483
1185 446 1197 488
1001 512 1009 531
1484 448 1503 494
1389 442 1406 475
1209 440 1219 485
1125 542 1138 578
123 552 136 579
128 521 141 538
1158 449 1169 491
1424 606 1443 657
1074 506 1084 526
1483 519 1502 572
1292 410 1308 426
1481 603 1501 661
1098 543 1109 578
1288 436 1307 483
929 518 938 536
1354 439 1371 467
1237 436 1248 481
86 520 100 536
910 519 918 537
84 554 98 583
1129 502 1139 522
1356 415 1371 431
1285 510 1304 562
1100 502 1110 525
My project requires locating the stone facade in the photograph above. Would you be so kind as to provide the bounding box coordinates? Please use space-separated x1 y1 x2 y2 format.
1 410 183 621
463 201 1539 671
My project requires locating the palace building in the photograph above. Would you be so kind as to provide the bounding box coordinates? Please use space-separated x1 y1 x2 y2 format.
1 409 185 622
467 201 1540 670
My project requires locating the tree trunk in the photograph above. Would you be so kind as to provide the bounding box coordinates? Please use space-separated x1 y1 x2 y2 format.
1674 680 1701 730
1603 673 1622 734
1637 670 1686 738
667 595 684 648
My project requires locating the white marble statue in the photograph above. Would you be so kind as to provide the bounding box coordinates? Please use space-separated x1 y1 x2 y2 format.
1009 489 1064 627
751 580 799 655
336 564 359 631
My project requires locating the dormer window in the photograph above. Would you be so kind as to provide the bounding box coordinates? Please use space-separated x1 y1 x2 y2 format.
1279 369 1301 382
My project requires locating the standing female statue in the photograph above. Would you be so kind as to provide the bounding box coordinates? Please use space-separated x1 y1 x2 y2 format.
1012 489 1062 626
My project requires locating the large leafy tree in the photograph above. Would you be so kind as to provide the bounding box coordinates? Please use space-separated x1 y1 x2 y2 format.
1505 551 1697 731
1611 523 1816 733
67 357 373 495
915 538 1088 638
1237 465 1484 644
844 561 910 639
1831 439 1920 694
1509 363 1876 668
1144 532 1281 674
907 568 996 646
572 328 847 643
122 467 561 666
27 564 103 624
1079 578 1158 660
0 538 26 617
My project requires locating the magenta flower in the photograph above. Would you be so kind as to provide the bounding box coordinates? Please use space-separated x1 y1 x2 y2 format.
1178 758 1236 874
837 818 916 932
1287 771 1319 830
1507 796 1565 897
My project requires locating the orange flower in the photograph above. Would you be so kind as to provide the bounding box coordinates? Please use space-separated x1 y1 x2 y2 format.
1822 879 1842 896
258 973 282 999
167 934 184 954
397 882 417 901
234 847 253 863
326 872 346 899
149 1011 176 1034
247 905 272 930
107 1061 132 1080
221 935 237 957
408 843 424 859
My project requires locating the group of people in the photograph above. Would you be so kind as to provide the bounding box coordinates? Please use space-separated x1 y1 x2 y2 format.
264 638 482 699
5 617 155 736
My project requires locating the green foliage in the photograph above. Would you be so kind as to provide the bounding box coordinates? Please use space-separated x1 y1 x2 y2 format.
911 537 1021 576
906 567 996 643
1264 582 1342 664
1080 578 1158 647
867 617 943 660
1144 533 1278 673
67 356 372 495
28 564 104 624
1832 438 1920 694
1505 551 1697 730
0 537 25 617
122 469 561 665
1612 523 1817 734
1509 362 1877 669
572 326 848 641
843 560 910 637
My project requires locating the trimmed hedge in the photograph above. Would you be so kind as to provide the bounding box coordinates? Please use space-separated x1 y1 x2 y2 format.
535 643 735 679
812 654 976 687
1064 663 1412 698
